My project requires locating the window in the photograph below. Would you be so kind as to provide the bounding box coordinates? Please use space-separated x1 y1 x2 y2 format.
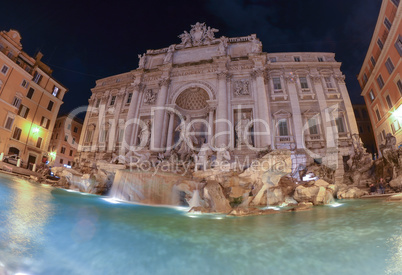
377 38 384 50
299 77 309 89
370 56 376 66
391 0 399 7
278 119 288 136
55 133 58 139
362 109 368 118
354 109 361 119
1 65 9 75
385 58 395 74
64 135 68 142
27 88 34 99
69 150 73 156
118 127 124 143
99 129 108 143
377 75 385 89
375 109 381 121
47 100 54 111
382 130 386 141
36 137 42 148
386 95 393 109
363 73 368 84
308 118 318 135
40 117 50 129
18 105 29 118
68 161 71 166
73 126 78 133
33 72 42 84
4 116 14 130
317 57 324 62
67 124 71 130
110 96 116 106
273 77 282 90
359 126 363 133
52 86 59 97
324 77 334 89
369 90 375 102
384 17 392 30
72 137 76 144
21 80 29 88
397 80 402 96
294 56 301 62
85 130 93 143
269 57 277 63
95 99 101 108
60 159 63 164
394 120 401 132
335 117 345 133
12 97 22 108
126 93 133 104
13 127 22 140
395 35 402 56
61 147 66 154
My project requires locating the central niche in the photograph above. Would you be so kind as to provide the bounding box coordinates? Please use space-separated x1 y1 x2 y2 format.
175 87 209 110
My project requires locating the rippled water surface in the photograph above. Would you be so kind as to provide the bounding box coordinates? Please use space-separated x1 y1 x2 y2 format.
0 173 401 275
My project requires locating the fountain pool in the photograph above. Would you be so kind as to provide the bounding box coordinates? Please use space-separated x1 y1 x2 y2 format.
0 173 401 275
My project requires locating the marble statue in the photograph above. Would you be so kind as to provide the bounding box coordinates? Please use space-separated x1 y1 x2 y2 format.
235 114 253 146
144 89 157 104
163 45 175 64
138 120 151 148
138 54 146 69
178 31 192 47
175 116 198 160
218 36 228 55
234 79 250 96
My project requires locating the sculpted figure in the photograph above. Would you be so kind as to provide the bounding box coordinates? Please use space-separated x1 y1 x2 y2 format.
163 45 175 64
251 38 262 53
175 116 198 160
178 31 192 47
138 120 151 148
235 114 253 146
144 89 157 104
205 27 219 44
138 53 146 69
217 36 228 55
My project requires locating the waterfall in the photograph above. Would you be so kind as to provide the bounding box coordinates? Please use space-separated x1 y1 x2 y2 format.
188 190 201 208
324 190 335 205
108 170 182 205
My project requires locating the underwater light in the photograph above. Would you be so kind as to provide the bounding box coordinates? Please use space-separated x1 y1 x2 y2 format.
329 202 343 208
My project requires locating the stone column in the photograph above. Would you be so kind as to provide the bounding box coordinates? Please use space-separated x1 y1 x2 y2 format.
92 94 109 152
335 75 358 134
165 111 176 153
285 76 303 149
152 78 170 151
215 72 229 147
108 89 126 152
208 107 215 145
124 83 142 150
252 69 270 149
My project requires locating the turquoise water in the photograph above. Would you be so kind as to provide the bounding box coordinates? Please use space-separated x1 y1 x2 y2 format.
0 173 401 275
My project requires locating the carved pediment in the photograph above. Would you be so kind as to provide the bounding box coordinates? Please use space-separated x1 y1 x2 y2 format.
273 109 292 118
178 22 219 48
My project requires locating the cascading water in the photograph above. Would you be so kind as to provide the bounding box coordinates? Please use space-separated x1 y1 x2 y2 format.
188 190 201 208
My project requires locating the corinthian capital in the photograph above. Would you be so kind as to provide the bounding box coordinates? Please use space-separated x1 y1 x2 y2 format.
250 69 265 79
334 75 345 83
310 75 322 84
217 71 228 80
159 78 171 87
133 83 143 91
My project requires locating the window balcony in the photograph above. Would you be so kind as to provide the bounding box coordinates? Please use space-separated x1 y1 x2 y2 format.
275 135 295 149
271 89 288 101
304 134 325 149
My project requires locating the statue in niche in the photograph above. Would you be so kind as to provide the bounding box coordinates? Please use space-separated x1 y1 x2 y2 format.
235 113 253 146
163 45 175 64
138 120 151 148
217 36 228 55
144 89 157 104
234 79 250 96
175 116 198 160
138 53 146 69
215 144 231 166
178 31 192 47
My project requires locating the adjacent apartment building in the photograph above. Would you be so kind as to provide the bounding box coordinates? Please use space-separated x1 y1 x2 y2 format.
0 29 67 168
358 0 402 152
48 115 82 167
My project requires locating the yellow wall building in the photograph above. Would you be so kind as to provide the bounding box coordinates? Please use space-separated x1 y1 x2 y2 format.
358 0 402 152
0 29 67 169
48 115 82 167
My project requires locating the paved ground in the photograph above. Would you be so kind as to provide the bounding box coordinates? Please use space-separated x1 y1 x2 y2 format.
0 161 42 178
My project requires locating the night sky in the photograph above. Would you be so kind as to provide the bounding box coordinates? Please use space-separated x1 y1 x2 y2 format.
0 0 381 115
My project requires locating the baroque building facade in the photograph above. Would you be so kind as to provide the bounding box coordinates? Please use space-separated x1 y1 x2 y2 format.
358 0 401 153
78 23 358 170
0 29 67 169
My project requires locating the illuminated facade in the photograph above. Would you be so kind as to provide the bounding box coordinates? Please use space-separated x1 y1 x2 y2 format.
358 0 402 152
0 29 67 168
48 115 82 167
79 23 358 171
